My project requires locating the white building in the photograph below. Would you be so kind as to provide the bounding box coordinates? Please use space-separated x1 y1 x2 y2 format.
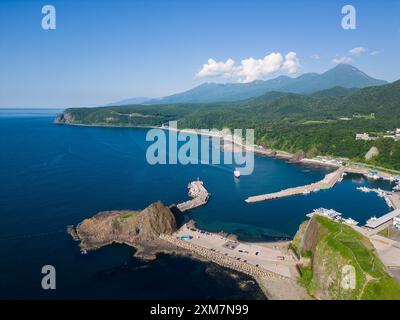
394 216 400 230
365 209 400 229
356 133 377 141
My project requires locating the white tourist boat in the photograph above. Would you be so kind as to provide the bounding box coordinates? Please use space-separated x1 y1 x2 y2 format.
234 170 241 179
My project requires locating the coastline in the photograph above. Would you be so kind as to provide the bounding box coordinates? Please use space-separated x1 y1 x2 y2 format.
59 118 399 299
161 126 400 181
55 118 400 177
69 222 281 299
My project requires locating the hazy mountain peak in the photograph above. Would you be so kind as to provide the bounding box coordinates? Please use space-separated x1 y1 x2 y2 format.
110 65 388 106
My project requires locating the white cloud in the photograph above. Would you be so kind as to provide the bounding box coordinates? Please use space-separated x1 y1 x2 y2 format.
332 56 352 64
282 52 301 74
196 52 300 83
370 50 380 56
196 58 235 78
349 47 367 56
236 52 284 83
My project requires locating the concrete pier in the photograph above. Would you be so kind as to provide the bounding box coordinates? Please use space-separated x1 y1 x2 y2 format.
177 180 210 212
388 192 400 210
245 167 345 203
160 224 298 279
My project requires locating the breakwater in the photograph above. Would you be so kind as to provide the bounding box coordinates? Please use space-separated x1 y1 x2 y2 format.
177 180 210 212
245 167 345 203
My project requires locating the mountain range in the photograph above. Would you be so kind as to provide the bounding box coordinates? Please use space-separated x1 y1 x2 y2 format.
107 64 387 106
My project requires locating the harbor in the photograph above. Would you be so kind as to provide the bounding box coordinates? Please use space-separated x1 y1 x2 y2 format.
245 167 345 203
356 187 395 208
177 179 211 212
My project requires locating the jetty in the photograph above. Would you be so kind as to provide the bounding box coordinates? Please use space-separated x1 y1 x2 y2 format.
245 167 345 203
177 179 210 212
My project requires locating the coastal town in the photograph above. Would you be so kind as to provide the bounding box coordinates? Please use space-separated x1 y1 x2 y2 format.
356 128 400 141
5 0 400 304
67 122 400 299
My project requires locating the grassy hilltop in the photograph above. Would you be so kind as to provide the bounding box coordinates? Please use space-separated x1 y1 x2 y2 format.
292 215 400 300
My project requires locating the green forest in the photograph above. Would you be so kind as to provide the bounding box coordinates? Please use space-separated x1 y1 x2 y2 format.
60 80 400 170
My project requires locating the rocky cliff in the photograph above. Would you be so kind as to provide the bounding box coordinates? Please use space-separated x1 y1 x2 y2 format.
54 112 74 124
292 215 400 300
69 201 181 259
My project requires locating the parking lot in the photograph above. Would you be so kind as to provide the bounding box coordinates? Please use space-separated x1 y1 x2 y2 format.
174 224 299 278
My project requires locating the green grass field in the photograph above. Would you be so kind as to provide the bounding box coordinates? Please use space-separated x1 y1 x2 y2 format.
303 216 400 299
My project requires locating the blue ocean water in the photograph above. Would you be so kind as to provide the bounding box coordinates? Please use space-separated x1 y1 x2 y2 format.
0 109 393 299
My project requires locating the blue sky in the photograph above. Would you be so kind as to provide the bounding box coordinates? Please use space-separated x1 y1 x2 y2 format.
0 0 399 107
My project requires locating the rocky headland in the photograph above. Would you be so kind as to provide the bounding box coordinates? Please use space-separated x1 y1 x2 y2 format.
68 201 187 260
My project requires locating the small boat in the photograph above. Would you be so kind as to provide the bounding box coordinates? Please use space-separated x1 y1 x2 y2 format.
80 249 88 255
365 173 380 180
357 186 371 193
366 216 377 224
385 197 393 208
313 208 342 219
234 170 241 178
303 190 311 195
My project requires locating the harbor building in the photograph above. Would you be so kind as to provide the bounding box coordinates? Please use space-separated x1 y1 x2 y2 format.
394 216 400 230
365 209 400 229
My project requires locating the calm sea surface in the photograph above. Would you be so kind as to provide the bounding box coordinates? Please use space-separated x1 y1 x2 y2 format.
0 109 394 299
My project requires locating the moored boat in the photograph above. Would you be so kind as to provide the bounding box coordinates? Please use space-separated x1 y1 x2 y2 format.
366 216 377 224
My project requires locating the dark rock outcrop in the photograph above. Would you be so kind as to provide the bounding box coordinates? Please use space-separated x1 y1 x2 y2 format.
69 201 180 259
54 112 74 124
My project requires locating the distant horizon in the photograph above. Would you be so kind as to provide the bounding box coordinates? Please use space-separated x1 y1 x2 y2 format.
1 63 395 109
1 0 399 108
